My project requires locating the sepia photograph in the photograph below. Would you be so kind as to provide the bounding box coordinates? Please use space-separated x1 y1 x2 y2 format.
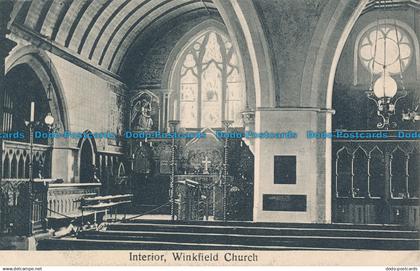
0 0 419 268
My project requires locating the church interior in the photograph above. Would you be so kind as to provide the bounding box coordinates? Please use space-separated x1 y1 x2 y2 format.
0 0 419 250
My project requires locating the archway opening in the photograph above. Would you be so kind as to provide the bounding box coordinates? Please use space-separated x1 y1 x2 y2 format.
79 138 95 183
3 64 53 179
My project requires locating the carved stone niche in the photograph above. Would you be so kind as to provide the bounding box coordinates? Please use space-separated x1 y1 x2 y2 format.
130 90 160 131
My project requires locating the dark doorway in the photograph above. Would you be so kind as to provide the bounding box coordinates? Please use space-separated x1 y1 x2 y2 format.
80 139 94 183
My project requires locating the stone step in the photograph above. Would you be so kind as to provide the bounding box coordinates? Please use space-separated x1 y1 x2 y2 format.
77 230 419 250
120 219 415 231
37 237 350 250
105 222 419 239
37 220 420 250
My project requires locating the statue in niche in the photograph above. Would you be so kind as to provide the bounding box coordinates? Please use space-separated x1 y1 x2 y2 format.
133 99 153 130
130 92 159 131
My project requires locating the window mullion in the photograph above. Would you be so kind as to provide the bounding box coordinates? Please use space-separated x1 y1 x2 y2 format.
197 66 202 128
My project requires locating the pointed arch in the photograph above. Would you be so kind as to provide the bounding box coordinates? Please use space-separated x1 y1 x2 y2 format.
368 146 385 198
164 20 245 128
6 45 70 131
390 146 409 198
3 154 10 179
352 146 369 197
77 130 97 183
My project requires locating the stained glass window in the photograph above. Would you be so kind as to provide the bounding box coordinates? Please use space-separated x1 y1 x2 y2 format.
175 30 244 128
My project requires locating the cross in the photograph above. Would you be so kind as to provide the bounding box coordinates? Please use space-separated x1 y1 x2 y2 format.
201 156 211 174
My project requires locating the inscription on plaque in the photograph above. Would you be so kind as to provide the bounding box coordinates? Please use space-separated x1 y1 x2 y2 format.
274 156 296 184
262 194 307 211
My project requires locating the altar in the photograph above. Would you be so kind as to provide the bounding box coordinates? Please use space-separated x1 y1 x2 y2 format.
126 95 254 221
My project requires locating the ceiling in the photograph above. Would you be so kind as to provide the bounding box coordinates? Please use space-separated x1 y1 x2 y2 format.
7 0 419 81
8 0 217 78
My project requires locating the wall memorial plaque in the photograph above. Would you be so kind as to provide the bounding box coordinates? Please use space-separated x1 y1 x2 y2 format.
262 194 306 211
274 155 297 184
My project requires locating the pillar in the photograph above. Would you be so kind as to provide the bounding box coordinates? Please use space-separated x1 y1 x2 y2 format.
253 107 333 223
50 137 78 183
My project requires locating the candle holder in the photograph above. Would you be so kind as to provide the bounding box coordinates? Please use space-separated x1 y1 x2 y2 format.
24 102 55 234
168 120 180 221
221 120 233 221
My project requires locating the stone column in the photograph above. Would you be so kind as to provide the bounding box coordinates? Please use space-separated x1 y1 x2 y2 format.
253 107 333 223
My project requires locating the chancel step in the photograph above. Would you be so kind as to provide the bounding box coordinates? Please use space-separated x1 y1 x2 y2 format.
37 220 419 250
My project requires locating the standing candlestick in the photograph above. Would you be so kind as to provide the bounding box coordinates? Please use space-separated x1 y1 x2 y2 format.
222 120 233 222
30 102 35 122
168 120 180 221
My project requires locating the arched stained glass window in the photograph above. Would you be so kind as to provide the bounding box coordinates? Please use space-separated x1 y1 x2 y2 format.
175 30 244 128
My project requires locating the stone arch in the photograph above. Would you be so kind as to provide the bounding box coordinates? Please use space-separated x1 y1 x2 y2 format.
157 1 275 109
162 19 246 124
213 0 275 108
162 19 234 86
301 0 370 108
5 45 70 131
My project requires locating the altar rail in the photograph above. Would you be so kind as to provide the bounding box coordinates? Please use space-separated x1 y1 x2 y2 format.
332 133 419 228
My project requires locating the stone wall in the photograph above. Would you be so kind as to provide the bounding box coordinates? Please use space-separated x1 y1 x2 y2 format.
253 0 328 106
48 52 126 151
121 12 222 88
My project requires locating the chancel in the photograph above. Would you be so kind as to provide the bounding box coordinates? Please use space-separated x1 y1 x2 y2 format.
0 0 418 251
